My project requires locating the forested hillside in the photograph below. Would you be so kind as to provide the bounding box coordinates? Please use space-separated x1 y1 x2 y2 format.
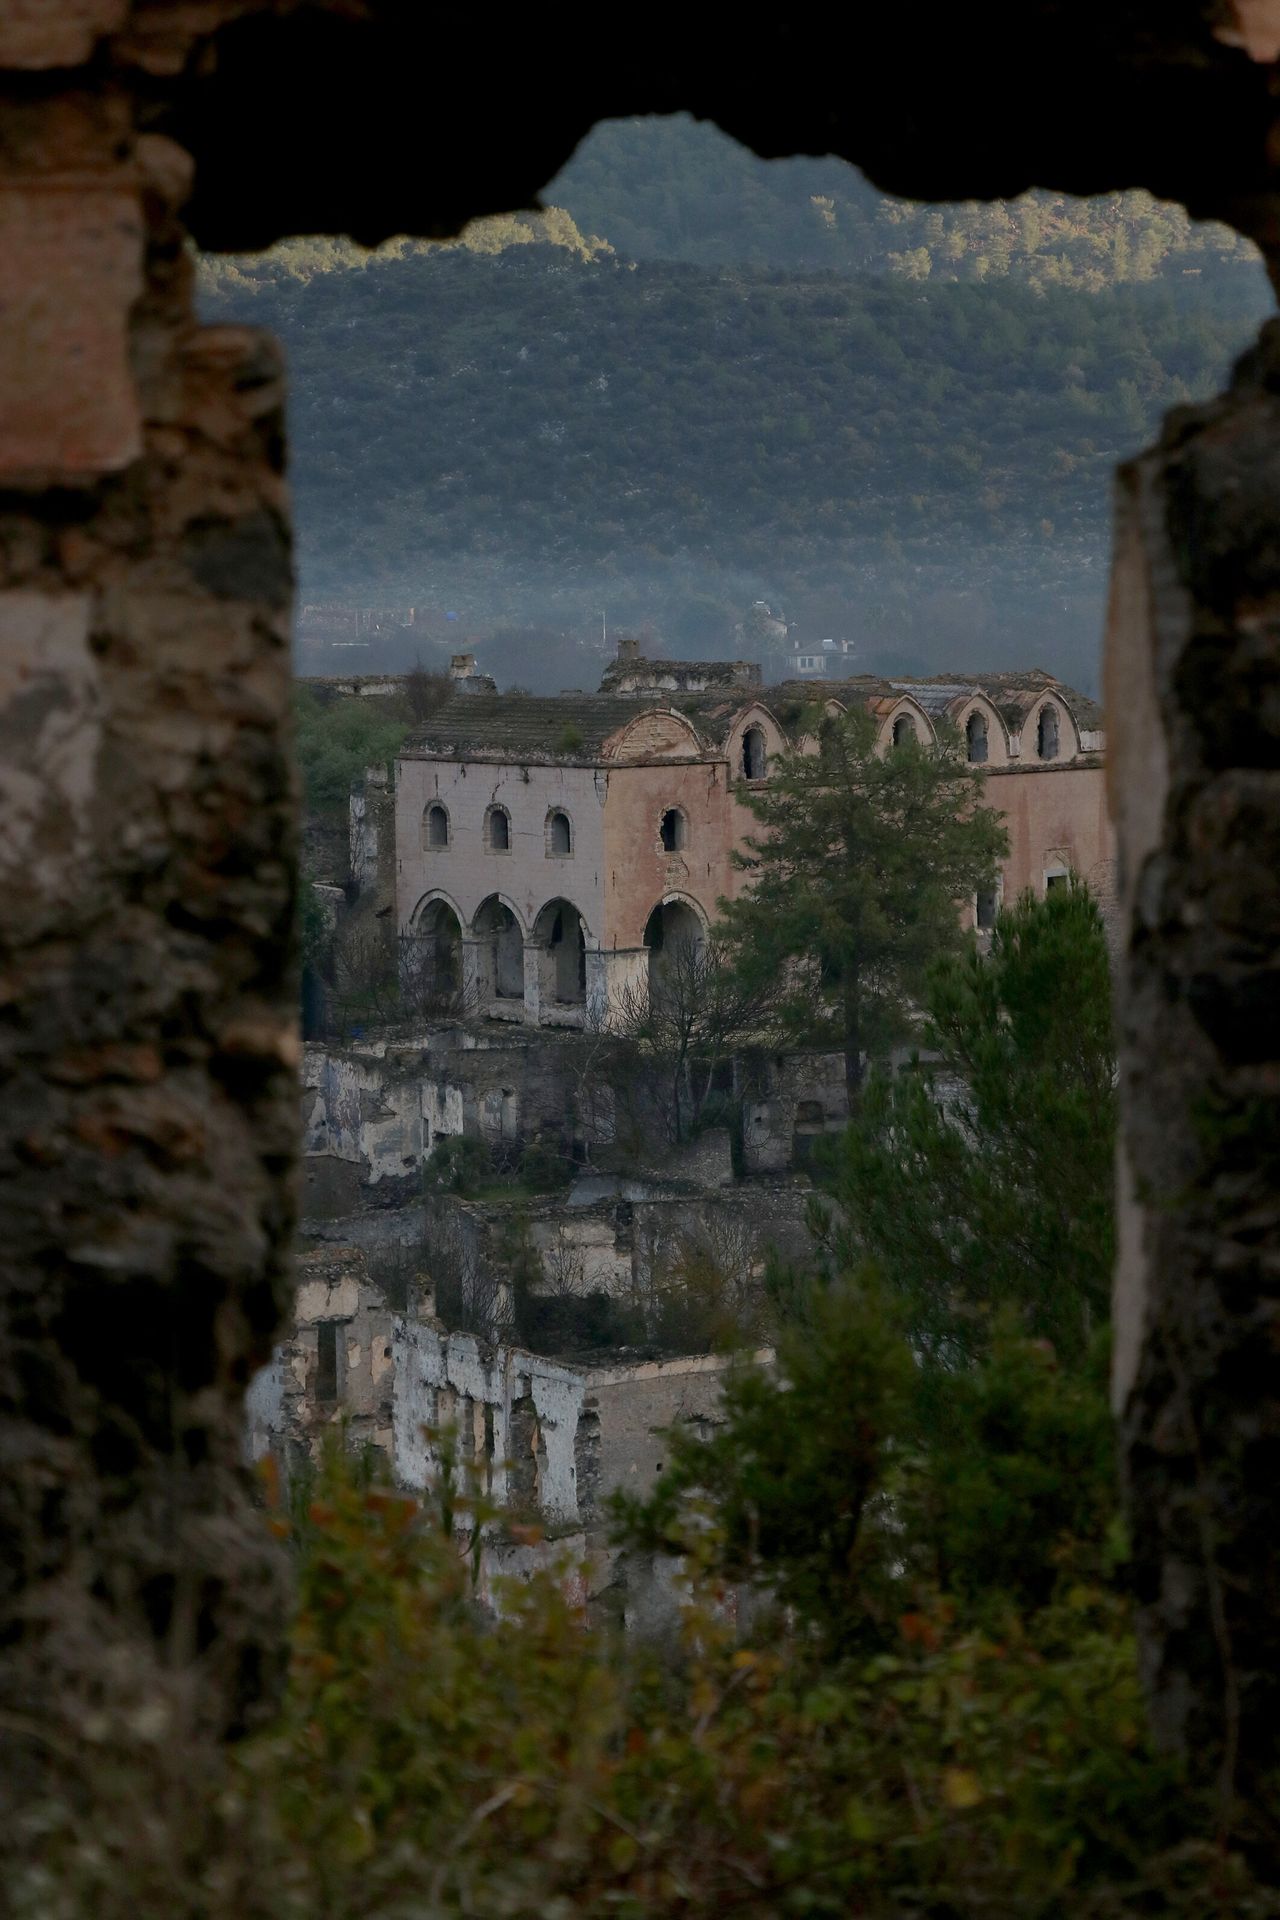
551 114 1264 289
199 116 1272 692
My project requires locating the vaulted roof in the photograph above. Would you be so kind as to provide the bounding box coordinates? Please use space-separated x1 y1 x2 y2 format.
399 670 1102 765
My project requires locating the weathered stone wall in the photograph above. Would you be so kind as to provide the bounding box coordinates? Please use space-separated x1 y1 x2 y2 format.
0 89 297 1752
10 0 1280 1815
247 1248 763 1546
1107 321 1280 1789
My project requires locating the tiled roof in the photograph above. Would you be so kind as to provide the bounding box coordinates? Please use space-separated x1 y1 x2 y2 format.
401 695 666 761
400 670 1103 764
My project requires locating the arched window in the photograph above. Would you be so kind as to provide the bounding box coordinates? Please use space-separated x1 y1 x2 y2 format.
660 807 687 853
486 806 510 852
742 726 767 781
547 809 572 857
1037 705 1060 761
892 714 916 748
966 710 989 764
423 802 449 849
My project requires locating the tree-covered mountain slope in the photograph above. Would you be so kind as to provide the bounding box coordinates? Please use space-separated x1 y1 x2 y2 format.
550 113 1264 291
200 236 1270 691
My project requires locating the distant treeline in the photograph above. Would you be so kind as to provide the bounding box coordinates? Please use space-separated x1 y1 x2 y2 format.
200 243 1267 674
197 118 1271 692
551 114 1263 291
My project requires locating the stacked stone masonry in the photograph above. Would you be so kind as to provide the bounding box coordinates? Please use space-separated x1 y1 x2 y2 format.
5 0 1280 1810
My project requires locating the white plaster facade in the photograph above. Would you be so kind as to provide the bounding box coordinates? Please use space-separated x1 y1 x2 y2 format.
393 661 1112 1031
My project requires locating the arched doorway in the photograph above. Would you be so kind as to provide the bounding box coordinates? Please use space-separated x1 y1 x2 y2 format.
472 896 525 1005
643 897 706 997
533 898 588 1010
406 897 463 1007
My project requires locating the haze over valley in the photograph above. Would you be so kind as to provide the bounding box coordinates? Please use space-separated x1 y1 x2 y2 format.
200 114 1272 693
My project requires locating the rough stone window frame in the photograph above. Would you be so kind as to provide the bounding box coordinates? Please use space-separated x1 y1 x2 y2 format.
315 1319 344 1405
741 725 768 782
659 806 688 853
545 808 573 857
423 801 450 850
485 803 512 854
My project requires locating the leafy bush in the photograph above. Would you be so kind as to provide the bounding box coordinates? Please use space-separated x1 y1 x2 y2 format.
293 684 411 819
18 1442 1270 1920
423 1132 493 1194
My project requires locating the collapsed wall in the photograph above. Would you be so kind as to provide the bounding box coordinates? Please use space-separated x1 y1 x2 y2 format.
247 1245 764 1622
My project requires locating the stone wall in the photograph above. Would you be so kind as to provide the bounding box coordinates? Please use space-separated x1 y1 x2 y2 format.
10 0 1280 1809
1107 322 1280 1787
0 91 297 1748
247 1246 762 1541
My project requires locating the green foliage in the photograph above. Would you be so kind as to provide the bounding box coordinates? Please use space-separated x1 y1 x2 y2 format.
553 115 1262 292
718 706 1008 1091
292 683 411 818
912 1324 1118 1614
199 237 1269 687
831 880 1115 1359
515 1134 573 1193
618 1276 914 1642
23 1441 1272 1919
423 1132 494 1194
554 721 586 753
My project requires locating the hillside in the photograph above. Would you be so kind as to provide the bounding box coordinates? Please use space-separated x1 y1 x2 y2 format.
551 114 1264 291
200 232 1270 692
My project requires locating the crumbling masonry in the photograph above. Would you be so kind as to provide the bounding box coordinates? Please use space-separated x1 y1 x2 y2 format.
5 0 1280 1806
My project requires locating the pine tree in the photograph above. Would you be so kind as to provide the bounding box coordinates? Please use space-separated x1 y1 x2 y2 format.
719 706 1008 1098
831 880 1115 1362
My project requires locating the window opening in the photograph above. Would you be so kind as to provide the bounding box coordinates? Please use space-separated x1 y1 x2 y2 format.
316 1321 340 1403
966 711 989 764
892 714 915 747
1037 705 1060 761
487 807 510 851
548 810 572 856
424 802 449 849
742 726 766 780
976 888 998 930
1046 872 1068 892
660 807 687 852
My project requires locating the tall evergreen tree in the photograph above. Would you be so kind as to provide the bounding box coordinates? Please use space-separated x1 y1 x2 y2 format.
719 706 1007 1097
831 880 1115 1362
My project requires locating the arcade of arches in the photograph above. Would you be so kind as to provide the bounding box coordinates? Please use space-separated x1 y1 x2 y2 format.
5 0 1280 1807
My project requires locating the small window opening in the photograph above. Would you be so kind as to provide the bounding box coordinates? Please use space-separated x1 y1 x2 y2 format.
548 810 572 856
488 807 510 851
892 714 915 748
1046 872 1068 893
966 711 989 764
1037 705 1060 761
660 808 687 852
976 888 998 930
742 726 767 781
424 802 449 849
316 1321 340 1404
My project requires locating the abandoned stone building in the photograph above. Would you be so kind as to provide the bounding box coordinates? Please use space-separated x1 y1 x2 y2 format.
247 1242 765 1623
9 0 1280 1837
394 644 1113 1027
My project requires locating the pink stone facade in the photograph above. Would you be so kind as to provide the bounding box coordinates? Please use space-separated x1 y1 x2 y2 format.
395 667 1112 1027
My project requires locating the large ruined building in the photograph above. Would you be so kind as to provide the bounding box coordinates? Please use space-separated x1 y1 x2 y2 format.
397 646 1111 1026
4 0 1280 1819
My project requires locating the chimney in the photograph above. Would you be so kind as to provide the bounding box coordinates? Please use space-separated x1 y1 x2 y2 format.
450 651 477 679
617 636 641 664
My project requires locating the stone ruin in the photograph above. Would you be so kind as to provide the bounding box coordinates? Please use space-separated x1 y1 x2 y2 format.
4 0 1280 1819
